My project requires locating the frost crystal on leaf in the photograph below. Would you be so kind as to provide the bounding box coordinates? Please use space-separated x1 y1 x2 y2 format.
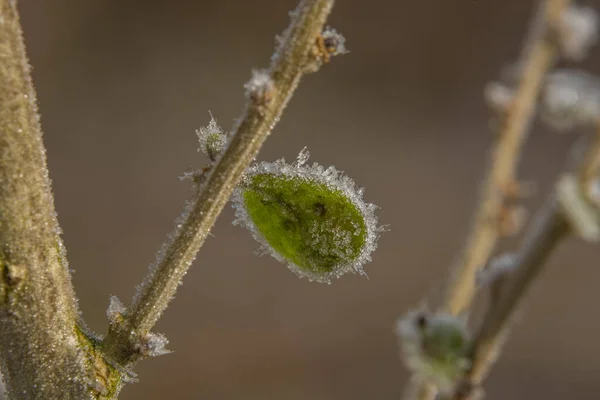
396 310 471 395
541 70 600 130
231 148 381 283
196 113 227 162
557 5 598 61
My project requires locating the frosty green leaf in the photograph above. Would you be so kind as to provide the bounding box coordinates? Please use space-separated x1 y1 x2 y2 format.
232 149 380 283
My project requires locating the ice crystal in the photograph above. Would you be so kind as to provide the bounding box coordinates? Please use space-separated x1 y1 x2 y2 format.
231 148 381 283
396 310 471 394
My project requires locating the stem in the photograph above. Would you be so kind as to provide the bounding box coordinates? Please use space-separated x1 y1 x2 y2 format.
454 197 568 400
449 132 600 400
0 1 101 398
404 1 571 398
101 0 335 368
444 0 571 316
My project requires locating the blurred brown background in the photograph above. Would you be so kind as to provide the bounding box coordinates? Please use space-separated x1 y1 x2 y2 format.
13 0 600 398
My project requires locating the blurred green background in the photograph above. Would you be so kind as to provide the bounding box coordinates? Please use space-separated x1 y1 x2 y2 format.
14 0 600 398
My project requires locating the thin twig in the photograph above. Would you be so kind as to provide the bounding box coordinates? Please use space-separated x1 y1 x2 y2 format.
101 0 336 373
450 131 600 400
444 0 571 316
454 196 568 400
405 1 571 399
0 1 103 398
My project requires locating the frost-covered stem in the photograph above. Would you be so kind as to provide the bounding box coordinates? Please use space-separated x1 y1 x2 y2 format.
450 196 568 400
444 0 570 317
0 2 101 398
404 1 571 399
101 0 335 367
448 131 600 400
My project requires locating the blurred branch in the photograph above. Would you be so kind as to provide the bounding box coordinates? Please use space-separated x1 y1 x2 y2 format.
444 0 570 317
449 130 600 400
101 0 337 383
405 1 572 399
0 1 106 398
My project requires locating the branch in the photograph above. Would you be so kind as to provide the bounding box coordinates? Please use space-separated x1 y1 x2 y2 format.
101 0 336 373
449 130 600 400
443 0 571 316
404 1 572 398
0 1 105 398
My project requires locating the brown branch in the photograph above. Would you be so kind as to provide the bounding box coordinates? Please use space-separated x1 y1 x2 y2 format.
0 1 104 398
100 0 336 382
405 1 572 399
450 130 600 400
443 0 571 316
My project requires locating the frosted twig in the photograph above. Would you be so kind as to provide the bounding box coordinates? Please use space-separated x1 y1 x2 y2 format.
405 1 572 399
444 0 571 318
447 131 600 400
101 0 337 377
0 1 105 398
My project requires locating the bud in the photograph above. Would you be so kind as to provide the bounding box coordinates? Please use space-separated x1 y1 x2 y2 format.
396 311 471 394
196 113 227 162
541 70 600 130
556 5 598 61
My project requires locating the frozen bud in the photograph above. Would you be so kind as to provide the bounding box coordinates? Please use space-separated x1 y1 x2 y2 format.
107 295 127 325
541 70 600 130
231 148 382 283
396 311 471 394
306 27 348 72
484 82 514 113
244 69 274 104
196 113 227 162
321 27 348 57
135 332 171 358
556 5 598 61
